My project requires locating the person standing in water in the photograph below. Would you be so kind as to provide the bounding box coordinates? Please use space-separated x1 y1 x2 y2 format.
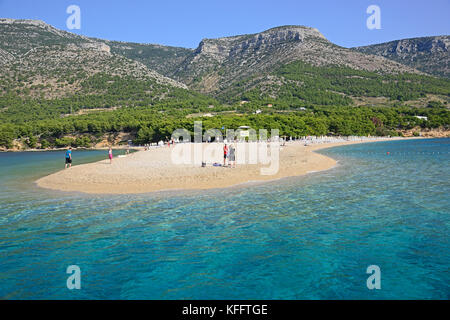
108 147 113 164
65 147 72 169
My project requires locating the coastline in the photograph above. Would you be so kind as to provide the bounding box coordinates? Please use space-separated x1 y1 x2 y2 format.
35 137 414 195
0 146 143 152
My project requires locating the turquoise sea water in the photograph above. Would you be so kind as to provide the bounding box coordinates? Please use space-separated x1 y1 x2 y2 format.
0 140 449 299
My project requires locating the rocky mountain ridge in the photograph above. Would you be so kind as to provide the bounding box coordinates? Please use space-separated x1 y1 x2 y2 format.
354 35 449 78
171 25 422 95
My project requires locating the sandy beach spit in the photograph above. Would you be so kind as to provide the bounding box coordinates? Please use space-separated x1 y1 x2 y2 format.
35 138 403 194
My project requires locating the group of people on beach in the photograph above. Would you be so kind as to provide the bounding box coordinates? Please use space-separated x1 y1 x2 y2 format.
223 143 236 168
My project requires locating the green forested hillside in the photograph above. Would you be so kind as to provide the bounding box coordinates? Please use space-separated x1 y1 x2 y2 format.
219 61 450 107
1 59 449 149
1 100 449 149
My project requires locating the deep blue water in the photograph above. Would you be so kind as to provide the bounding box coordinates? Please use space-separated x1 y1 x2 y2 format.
0 140 449 299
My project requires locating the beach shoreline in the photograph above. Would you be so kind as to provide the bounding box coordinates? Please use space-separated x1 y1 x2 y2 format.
35 137 415 194
0 146 143 153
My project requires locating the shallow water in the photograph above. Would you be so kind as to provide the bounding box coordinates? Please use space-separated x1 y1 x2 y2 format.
0 140 449 299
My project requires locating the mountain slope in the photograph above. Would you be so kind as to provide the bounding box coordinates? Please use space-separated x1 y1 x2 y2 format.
171 25 422 96
0 19 188 97
354 36 450 78
0 18 218 122
101 40 193 76
1 19 448 121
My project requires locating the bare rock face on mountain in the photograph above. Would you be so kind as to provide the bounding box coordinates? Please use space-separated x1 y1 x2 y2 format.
171 25 421 94
79 42 111 53
354 36 450 78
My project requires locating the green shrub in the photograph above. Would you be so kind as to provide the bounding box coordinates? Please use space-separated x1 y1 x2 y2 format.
73 136 92 148
40 139 50 149
55 137 74 147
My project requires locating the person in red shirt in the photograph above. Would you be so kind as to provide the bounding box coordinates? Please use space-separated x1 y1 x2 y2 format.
223 144 228 166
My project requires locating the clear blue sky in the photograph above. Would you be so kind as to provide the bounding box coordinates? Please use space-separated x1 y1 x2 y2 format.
1 0 449 48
